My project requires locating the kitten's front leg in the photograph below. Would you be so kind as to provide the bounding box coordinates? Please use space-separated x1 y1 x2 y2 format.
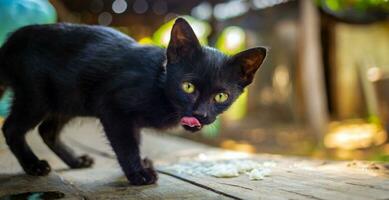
99 114 158 185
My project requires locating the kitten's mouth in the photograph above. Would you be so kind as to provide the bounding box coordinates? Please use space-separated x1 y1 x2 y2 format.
180 117 202 132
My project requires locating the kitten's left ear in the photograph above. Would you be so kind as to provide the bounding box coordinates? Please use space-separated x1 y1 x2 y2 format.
229 47 267 86
167 18 201 63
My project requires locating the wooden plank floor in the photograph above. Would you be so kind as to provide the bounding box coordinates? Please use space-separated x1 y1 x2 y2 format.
1 118 389 200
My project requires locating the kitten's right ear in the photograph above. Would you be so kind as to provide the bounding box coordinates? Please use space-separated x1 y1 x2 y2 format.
167 18 201 63
229 47 267 86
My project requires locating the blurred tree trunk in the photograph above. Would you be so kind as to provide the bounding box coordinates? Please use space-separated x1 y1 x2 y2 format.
299 0 329 138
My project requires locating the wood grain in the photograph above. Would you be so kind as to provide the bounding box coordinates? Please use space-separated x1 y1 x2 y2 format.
1 118 389 200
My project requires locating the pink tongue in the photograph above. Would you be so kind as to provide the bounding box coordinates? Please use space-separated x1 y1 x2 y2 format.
180 117 201 128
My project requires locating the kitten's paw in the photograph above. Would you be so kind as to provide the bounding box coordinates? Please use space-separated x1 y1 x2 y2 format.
128 158 158 186
70 155 94 169
128 167 158 185
24 160 51 176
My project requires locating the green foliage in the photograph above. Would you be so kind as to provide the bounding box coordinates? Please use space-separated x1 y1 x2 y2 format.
317 0 389 12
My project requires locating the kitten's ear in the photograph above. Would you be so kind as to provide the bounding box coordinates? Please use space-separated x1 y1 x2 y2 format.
229 47 267 86
167 18 201 63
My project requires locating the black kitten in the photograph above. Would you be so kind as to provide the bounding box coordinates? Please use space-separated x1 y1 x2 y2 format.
0 18 266 185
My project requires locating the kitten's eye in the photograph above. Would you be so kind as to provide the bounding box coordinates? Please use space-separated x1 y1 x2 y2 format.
214 93 229 103
182 82 195 94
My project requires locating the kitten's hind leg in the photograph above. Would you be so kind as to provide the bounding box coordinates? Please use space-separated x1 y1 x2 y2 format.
38 116 94 169
2 106 49 176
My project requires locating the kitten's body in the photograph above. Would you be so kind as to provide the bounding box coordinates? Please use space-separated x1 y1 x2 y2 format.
0 24 176 128
0 19 266 185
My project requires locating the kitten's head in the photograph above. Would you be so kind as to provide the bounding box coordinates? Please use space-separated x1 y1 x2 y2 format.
164 18 267 132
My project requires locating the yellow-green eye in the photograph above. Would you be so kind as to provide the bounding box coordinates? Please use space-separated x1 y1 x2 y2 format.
182 82 195 94
214 93 229 103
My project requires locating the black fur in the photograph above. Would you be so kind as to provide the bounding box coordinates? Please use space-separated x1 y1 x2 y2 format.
0 18 266 185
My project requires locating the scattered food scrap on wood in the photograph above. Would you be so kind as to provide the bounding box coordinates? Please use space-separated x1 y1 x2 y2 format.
163 159 277 180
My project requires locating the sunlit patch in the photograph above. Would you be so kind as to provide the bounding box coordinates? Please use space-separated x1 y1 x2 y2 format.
216 26 246 55
324 120 387 150
272 64 291 103
220 140 256 153
367 67 382 82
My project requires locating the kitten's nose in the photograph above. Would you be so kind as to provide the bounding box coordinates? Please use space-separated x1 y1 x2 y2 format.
193 111 207 121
